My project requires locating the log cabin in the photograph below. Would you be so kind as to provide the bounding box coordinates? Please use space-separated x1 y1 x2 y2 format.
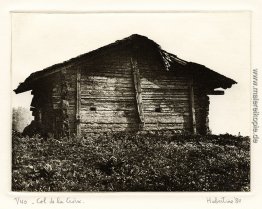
14 34 237 137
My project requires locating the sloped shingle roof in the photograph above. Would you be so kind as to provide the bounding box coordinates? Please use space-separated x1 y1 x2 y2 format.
14 34 236 93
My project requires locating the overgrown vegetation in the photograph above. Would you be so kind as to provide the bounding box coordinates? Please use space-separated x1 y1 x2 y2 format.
12 130 250 191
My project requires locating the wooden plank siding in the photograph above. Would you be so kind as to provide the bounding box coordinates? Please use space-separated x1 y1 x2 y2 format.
189 79 197 134
47 47 210 136
193 86 210 134
50 69 77 137
20 35 233 138
137 53 192 132
77 47 207 135
79 50 140 135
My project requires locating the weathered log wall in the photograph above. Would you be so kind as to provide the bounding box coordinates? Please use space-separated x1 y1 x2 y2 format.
136 51 192 131
77 45 209 135
194 86 210 134
79 49 139 134
51 69 77 137
29 44 210 137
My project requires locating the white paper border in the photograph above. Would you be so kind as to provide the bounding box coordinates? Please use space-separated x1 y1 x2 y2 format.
1 1 261 209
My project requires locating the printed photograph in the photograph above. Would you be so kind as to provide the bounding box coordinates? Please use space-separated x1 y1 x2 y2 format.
11 12 250 191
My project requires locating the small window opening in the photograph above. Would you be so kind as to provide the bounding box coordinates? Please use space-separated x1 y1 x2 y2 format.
90 107 96 111
155 107 161 113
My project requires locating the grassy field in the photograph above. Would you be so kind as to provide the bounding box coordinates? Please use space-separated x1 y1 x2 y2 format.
12 130 250 192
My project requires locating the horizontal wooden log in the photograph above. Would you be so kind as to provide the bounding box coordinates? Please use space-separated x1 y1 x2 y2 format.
142 94 189 99
142 98 189 102
81 123 138 129
141 78 188 84
80 110 138 124
81 99 135 103
81 102 136 111
82 60 131 67
81 96 135 101
143 123 189 130
143 101 190 107
82 73 132 79
81 90 135 97
81 67 132 73
66 110 76 115
80 100 135 105
80 106 189 114
81 116 138 124
81 127 137 133
141 71 187 78
83 57 131 64
141 91 190 96
143 106 189 113
144 112 190 117
52 95 61 99
81 77 133 84
85 68 131 73
141 88 189 93
30 107 36 111
81 82 134 89
80 122 190 133
144 114 189 124
141 84 189 90
81 86 134 92
80 110 136 117
141 78 188 83
207 90 225 95
142 97 189 101
81 100 190 109
80 55 131 62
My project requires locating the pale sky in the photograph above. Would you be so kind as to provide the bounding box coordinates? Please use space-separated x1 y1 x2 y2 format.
11 12 251 136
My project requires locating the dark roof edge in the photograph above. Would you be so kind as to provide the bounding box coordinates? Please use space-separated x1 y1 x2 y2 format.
14 34 237 93
14 34 154 94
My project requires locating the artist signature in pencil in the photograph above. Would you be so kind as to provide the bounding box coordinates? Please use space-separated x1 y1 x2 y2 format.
207 197 242 204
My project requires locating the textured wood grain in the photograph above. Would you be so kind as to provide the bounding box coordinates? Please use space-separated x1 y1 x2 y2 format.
131 58 144 125
189 81 197 134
